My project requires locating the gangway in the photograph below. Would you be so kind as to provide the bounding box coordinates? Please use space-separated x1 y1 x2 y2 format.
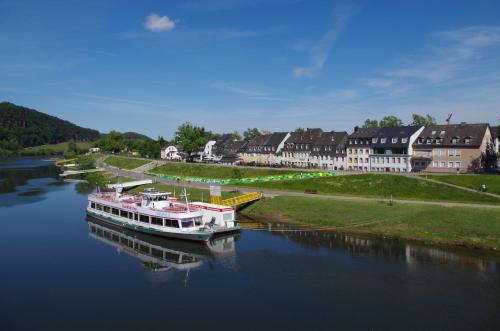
211 192 263 210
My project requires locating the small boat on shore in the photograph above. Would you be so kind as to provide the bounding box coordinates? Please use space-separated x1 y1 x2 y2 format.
86 188 240 243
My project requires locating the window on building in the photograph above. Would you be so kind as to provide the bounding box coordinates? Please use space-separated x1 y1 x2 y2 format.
381 138 387 143
455 150 462 156
440 161 446 168
391 138 397 143
426 138 432 144
433 161 439 167
451 137 459 144
448 161 454 168
455 161 461 168
436 138 442 145
448 149 455 156
372 138 378 143
401 138 408 143
464 137 471 144
431 131 436 135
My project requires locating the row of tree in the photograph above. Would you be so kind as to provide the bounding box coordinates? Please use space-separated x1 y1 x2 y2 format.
362 114 437 128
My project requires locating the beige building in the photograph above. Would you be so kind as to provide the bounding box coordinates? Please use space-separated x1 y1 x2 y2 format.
346 127 377 171
412 124 494 173
240 132 290 166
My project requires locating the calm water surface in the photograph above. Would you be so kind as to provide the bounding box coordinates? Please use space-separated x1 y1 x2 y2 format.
1 158 499 330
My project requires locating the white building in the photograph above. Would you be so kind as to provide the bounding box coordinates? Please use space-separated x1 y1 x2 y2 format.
369 126 424 173
161 145 182 160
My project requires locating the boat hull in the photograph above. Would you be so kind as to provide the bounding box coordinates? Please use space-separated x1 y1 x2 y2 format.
86 209 213 243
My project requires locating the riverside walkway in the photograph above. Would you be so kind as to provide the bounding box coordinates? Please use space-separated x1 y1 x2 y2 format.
96 156 500 210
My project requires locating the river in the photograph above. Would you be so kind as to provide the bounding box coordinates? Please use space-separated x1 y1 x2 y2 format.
1 157 499 330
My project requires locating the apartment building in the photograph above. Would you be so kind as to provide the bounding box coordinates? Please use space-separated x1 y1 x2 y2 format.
280 128 323 168
346 127 377 171
412 124 493 173
212 134 247 165
370 126 424 173
309 131 348 170
240 132 290 166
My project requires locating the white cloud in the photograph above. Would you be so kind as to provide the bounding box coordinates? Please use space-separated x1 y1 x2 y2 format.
383 26 500 84
292 6 355 78
209 82 292 101
144 14 176 32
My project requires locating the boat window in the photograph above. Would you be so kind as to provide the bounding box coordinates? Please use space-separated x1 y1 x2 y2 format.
91 202 96 209
111 234 119 242
181 220 194 228
223 213 233 221
194 217 203 226
164 251 180 262
139 244 150 254
128 212 134 220
96 204 102 211
151 217 163 226
112 208 119 216
120 210 128 218
151 248 163 258
103 206 110 213
164 219 179 228
139 214 149 223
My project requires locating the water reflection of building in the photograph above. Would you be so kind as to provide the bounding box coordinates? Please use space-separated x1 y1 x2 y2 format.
87 217 239 283
261 223 495 271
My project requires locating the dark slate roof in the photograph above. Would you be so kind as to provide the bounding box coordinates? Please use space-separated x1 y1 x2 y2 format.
371 125 422 148
414 124 489 148
282 128 323 151
311 131 348 156
491 126 499 140
264 132 289 148
348 127 378 139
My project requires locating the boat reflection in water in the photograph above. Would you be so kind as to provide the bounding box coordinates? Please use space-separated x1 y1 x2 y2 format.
87 216 240 284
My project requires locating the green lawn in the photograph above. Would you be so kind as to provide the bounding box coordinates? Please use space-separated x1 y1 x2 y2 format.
241 196 500 250
128 183 241 201
21 141 93 155
104 156 150 170
150 162 300 179
421 174 500 196
239 174 500 205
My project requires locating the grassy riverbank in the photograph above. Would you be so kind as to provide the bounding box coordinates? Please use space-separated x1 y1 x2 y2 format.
104 156 150 170
150 162 300 179
420 174 500 196
241 196 500 251
239 174 500 205
21 141 93 155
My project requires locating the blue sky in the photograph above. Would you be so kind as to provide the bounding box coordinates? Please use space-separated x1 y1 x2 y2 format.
1 0 500 139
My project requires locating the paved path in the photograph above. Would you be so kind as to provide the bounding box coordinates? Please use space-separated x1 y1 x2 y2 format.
409 174 500 200
96 156 500 209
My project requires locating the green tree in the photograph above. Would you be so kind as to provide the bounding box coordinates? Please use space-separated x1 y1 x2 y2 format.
243 128 262 141
77 155 96 170
411 114 437 126
294 127 305 133
67 140 78 154
362 119 379 128
231 131 242 140
174 122 209 155
97 131 125 153
379 116 403 127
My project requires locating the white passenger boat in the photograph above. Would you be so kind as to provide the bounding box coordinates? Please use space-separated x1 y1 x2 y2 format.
86 188 240 243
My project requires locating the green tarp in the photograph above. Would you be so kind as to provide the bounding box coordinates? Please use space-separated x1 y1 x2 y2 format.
145 170 336 185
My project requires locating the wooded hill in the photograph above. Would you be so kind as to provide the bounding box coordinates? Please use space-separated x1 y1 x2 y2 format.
0 102 100 150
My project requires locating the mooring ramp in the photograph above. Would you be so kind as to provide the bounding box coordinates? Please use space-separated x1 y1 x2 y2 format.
210 192 263 210
59 168 105 177
106 179 153 189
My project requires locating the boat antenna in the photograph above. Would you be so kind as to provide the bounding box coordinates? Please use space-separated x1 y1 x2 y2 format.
180 188 190 212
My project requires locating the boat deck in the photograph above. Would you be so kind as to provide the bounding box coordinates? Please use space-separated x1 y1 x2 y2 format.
90 193 203 213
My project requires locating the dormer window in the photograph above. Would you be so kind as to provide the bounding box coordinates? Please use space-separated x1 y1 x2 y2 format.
431 131 436 135
440 131 445 135
464 137 471 144
436 138 442 145
426 138 432 144
417 138 423 144
391 138 398 143
451 137 459 144
381 138 387 143
401 137 408 143
372 138 378 143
